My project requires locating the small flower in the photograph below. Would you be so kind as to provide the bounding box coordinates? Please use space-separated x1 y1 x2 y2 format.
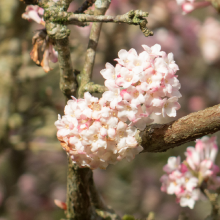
162 96 181 117
22 5 45 25
178 189 200 209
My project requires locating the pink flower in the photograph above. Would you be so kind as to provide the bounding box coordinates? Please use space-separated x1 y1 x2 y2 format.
22 5 45 25
176 0 211 14
199 18 220 64
163 156 181 173
161 136 220 209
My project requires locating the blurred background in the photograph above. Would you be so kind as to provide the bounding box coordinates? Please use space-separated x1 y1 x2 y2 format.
1 0 220 219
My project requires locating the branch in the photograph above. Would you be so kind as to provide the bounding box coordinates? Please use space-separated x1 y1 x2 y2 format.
48 10 153 37
67 10 148 24
204 190 219 220
74 0 96 14
20 0 39 5
84 82 107 93
44 1 77 99
140 104 220 153
77 0 110 98
66 158 92 220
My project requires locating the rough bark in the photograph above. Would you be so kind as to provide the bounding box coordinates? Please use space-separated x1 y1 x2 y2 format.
141 104 220 153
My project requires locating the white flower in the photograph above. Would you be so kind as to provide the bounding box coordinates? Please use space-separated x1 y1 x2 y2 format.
162 96 181 117
179 189 200 209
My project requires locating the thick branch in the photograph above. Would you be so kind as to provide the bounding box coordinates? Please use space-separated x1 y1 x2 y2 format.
77 0 110 98
66 158 92 220
140 104 220 153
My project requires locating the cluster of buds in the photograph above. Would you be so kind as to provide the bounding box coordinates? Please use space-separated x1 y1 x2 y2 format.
161 136 220 209
22 5 58 72
176 0 211 14
55 44 181 169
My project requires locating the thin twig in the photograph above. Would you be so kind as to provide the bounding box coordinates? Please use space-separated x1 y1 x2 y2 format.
140 104 220 153
47 10 153 37
204 190 219 220
77 0 110 98
74 0 96 14
67 10 148 24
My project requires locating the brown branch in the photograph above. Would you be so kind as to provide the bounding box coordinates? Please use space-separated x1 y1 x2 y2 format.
66 158 92 220
74 0 96 14
20 0 39 5
140 104 220 153
77 0 110 98
48 10 153 37
44 1 77 99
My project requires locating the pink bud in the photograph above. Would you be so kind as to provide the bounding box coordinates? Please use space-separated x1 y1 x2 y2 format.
54 199 67 210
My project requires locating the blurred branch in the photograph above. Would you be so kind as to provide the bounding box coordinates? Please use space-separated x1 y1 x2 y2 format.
146 212 155 220
43 1 77 99
178 213 188 220
20 0 39 5
74 0 96 14
204 190 219 220
140 104 220 153
77 0 110 98
207 0 220 12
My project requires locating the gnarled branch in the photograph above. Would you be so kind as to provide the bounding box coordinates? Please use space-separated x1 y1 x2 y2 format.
140 104 220 153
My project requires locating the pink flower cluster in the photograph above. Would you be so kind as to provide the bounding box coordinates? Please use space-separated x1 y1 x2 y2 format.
101 44 181 130
176 0 211 14
55 92 143 169
161 136 220 209
55 44 181 169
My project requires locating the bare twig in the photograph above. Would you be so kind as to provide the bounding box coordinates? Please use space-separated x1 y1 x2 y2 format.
77 0 110 98
74 0 96 14
84 82 107 94
140 104 220 153
47 10 153 37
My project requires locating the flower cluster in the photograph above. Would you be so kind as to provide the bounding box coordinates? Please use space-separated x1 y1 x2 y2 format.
101 44 181 130
55 92 143 169
176 0 211 14
161 136 220 209
22 5 58 72
55 44 181 169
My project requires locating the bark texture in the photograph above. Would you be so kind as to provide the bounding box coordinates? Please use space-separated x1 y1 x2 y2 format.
141 104 220 153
